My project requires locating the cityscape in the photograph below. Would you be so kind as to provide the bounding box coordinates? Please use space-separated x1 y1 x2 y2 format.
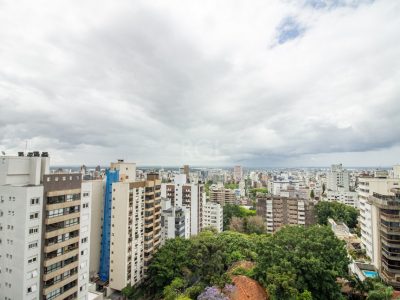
1 0 400 300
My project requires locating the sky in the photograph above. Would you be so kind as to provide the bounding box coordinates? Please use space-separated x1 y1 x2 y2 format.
0 0 399 167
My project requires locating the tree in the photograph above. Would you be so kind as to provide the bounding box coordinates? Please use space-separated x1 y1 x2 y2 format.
121 284 136 299
147 238 191 292
163 277 186 300
310 189 315 199
322 183 326 195
315 201 359 228
245 216 266 234
229 216 245 232
223 204 256 230
254 225 349 300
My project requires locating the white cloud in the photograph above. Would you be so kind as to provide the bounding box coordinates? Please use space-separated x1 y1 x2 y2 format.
0 0 399 167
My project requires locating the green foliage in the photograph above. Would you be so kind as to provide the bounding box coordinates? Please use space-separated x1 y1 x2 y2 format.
121 284 136 299
366 282 394 300
147 238 191 292
163 277 187 300
315 201 359 228
297 290 313 300
224 183 239 189
254 225 349 300
310 189 315 199
249 188 268 199
147 230 259 296
223 204 256 230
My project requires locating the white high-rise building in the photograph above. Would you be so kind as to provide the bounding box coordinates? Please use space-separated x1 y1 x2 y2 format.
327 164 350 191
358 169 400 262
0 153 49 300
161 174 205 236
202 202 223 233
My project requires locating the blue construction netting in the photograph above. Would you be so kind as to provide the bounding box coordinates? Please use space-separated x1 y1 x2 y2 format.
99 168 119 282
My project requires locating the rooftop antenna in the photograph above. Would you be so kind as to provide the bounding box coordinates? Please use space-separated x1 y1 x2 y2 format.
1 151 5 156
25 140 29 154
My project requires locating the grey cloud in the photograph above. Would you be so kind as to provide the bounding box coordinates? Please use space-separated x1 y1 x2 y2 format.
0 0 399 166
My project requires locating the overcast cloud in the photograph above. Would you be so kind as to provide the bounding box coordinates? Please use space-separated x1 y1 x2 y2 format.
0 0 399 167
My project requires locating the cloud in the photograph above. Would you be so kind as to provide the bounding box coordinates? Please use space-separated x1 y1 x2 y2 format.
0 0 399 167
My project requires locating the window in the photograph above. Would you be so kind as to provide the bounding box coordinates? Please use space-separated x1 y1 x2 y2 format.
30 198 40 205
81 237 88 243
30 212 39 220
83 192 90 197
28 241 38 249
29 227 39 235
28 256 37 264
82 203 89 208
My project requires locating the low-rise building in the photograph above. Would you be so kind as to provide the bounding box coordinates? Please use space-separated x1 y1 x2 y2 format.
202 202 223 233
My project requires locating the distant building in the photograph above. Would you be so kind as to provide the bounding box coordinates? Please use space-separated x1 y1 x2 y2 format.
233 166 243 182
256 195 315 234
203 202 223 233
327 164 350 191
209 187 236 206
326 188 359 208
180 165 190 183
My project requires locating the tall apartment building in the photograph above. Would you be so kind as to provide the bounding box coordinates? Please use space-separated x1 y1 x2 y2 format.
84 180 105 280
327 164 350 191
256 196 315 234
42 172 91 300
367 188 400 288
161 174 205 236
209 187 236 206
0 152 49 300
202 202 223 233
100 161 161 292
233 166 243 182
358 170 400 262
0 153 92 300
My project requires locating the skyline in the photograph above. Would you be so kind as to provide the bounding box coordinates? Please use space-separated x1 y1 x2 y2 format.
1 0 400 167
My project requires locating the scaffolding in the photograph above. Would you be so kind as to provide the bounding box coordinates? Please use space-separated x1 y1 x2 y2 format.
99 168 119 282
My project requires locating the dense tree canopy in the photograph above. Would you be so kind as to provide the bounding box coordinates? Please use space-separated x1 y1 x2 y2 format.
147 231 259 297
254 225 350 300
146 226 351 300
315 201 359 228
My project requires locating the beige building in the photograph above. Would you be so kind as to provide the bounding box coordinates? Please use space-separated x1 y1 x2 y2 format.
42 173 90 300
256 196 315 233
108 161 161 291
358 172 400 263
368 188 400 288
209 187 236 206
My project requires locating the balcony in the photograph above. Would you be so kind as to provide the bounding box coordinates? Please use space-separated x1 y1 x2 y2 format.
43 261 79 281
45 224 80 239
44 248 79 267
43 273 78 295
46 199 81 211
45 212 80 225
45 236 80 253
